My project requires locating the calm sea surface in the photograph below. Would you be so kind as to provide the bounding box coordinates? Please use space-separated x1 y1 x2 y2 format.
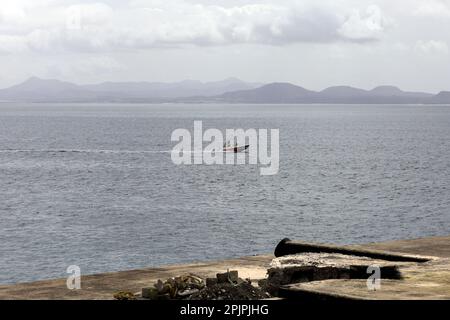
1 103 449 284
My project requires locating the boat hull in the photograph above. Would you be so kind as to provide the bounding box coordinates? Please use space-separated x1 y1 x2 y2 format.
223 145 250 153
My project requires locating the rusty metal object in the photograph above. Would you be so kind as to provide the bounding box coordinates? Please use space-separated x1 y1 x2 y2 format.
274 238 430 262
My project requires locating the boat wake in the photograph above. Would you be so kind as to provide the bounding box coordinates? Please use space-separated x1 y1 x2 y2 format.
0 149 234 154
0 149 174 154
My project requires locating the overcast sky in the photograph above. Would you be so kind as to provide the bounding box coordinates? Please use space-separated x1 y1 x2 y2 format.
0 0 449 92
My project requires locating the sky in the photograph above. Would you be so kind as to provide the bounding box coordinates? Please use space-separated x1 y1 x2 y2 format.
0 0 449 92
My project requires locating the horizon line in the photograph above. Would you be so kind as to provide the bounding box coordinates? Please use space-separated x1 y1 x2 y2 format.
0 76 444 95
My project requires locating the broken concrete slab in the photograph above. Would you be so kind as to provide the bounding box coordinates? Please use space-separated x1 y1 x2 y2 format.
206 278 218 287
279 276 450 300
277 256 450 300
216 270 239 283
266 252 410 295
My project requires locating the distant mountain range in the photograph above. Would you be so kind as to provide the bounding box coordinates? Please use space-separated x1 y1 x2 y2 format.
0 77 262 103
0 77 449 104
214 83 441 104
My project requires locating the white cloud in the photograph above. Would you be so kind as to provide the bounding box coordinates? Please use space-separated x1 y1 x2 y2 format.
65 3 114 30
2 1 450 93
117 1 392 46
338 5 392 41
0 0 392 54
414 40 449 54
413 0 450 17
0 3 27 24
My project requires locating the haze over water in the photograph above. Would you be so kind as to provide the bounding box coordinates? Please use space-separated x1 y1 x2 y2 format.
1 103 449 284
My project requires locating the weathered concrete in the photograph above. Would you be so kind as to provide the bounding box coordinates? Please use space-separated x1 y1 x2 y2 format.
267 252 407 295
0 255 271 300
279 257 450 300
0 235 449 300
277 236 450 300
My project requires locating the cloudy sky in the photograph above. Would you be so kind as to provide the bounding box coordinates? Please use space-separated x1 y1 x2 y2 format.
0 0 449 92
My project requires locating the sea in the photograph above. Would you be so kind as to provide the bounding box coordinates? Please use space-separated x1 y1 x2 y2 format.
1 103 449 284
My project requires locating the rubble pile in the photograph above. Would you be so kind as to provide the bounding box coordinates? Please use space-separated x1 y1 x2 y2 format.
113 270 271 300
141 274 205 300
188 280 270 300
113 291 137 300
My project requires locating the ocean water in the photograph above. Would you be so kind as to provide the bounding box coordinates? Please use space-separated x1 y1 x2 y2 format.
0 103 449 284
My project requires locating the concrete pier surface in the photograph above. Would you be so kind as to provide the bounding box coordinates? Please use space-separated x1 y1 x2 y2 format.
0 235 449 300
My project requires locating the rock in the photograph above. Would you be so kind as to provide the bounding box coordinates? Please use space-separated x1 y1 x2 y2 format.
138 271 270 300
228 271 239 283
113 291 136 300
216 272 228 283
157 293 171 300
206 278 218 287
141 287 159 299
188 281 270 300
217 270 239 283
257 279 269 291
147 274 205 299
177 289 200 297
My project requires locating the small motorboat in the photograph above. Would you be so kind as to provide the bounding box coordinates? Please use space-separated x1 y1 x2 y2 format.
223 141 249 153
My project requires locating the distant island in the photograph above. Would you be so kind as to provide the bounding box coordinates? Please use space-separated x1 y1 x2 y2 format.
0 77 449 104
